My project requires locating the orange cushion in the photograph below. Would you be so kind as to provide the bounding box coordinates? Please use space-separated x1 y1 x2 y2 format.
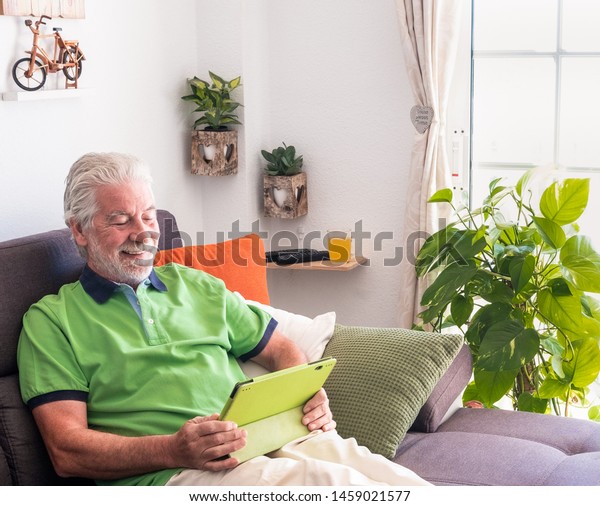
153 234 270 305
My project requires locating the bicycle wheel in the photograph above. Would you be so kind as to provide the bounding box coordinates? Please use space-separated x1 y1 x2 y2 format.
12 57 47 91
62 47 83 81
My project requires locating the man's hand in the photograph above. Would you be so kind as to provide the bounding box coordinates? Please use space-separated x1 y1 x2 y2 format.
252 331 336 433
31 401 246 479
171 414 247 471
302 388 336 432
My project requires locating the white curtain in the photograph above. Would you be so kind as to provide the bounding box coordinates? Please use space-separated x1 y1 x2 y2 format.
395 0 464 328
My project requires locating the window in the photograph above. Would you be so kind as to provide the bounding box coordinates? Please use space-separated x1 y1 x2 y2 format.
466 0 600 417
470 0 600 238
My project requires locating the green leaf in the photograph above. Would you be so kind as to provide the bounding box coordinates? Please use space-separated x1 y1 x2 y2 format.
560 235 600 293
538 289 583 339
465 302 513 348
474 368 519 406
543 286 600 342
189 77 209 89
261 150 275 162
495 243 535 281
509 255 535 295
219 117 241 125
579 296 600 341
484 185 512 207
562 338 600 388
542 336 564 356
461 381 481 404
451 294 474 327
516 169 535 198
572 321 600 343
589 405 600 422
551 354 565 378
428 188 453 204
538 377 570 399
517 392 548 413
415 227 459 277
477 320 539 371
504 242 536 257
581 294 600 319
209 71 226 88
448 229 487 266
489 177 503 193
548 277 573 297
419 262 478 323
229 76 242 89
519 224 541 243
532 216 566 249
421 262 477 307
479 279 515 304
539 178 589 226
473 225 487 244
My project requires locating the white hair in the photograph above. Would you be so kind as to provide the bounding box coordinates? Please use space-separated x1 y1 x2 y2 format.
64 152 154 230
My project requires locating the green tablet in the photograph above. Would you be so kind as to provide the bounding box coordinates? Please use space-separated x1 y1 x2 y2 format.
219 357 336 463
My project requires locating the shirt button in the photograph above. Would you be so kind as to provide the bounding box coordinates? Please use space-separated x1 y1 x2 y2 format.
148 318 154 325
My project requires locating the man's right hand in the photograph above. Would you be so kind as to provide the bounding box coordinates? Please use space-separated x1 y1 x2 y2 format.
171 414 247 471
31 401 247 479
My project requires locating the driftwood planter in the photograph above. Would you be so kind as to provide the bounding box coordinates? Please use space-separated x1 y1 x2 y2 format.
191 129 238 176
263 172 308 219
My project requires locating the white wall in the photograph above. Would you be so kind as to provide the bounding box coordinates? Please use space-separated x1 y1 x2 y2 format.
1 0 462 328
193 0 417 326
263 0 415 327
0 0 201 239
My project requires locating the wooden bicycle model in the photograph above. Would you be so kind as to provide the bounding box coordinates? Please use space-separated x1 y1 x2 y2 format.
12 15 85 91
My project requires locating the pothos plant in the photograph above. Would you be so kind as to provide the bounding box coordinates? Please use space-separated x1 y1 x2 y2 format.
415 169 600 421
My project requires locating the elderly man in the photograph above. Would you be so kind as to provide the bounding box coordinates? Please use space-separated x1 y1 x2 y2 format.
17 152 428 486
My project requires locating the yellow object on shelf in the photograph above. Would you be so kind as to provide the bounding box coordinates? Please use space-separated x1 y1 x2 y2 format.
328 236 352 263
327 230 352 263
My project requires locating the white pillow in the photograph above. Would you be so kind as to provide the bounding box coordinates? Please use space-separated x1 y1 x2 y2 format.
234 292 336 377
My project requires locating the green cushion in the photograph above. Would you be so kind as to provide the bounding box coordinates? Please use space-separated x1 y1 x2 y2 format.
322 324 463 459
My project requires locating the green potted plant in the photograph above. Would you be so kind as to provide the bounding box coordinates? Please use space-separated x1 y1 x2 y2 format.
181 71 242 176
415 168 600 421
261 143 307 219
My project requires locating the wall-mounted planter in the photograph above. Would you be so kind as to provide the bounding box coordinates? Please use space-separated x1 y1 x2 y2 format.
263 172 308 219
191 129 238 176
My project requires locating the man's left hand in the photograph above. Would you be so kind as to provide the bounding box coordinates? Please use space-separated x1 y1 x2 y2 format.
302 388 336 432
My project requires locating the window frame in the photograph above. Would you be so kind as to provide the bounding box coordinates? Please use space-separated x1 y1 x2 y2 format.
468 0 600 203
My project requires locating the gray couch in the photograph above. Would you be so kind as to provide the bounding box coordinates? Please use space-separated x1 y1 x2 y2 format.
1 211 600 486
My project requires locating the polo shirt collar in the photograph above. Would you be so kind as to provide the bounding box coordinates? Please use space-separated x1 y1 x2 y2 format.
80 264 167 304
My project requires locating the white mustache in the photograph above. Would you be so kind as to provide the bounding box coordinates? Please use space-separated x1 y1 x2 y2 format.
121 239 156 254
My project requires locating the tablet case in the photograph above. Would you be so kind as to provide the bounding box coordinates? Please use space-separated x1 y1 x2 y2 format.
219 357 336 463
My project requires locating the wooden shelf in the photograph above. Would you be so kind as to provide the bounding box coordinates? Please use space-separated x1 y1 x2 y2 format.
267 256 368 271
0 0 86 18
1 88 94 101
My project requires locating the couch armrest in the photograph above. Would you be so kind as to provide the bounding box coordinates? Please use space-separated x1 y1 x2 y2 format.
410 345 472 433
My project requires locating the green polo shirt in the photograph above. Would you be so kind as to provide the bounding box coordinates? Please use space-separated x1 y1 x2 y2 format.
17 263 276 486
